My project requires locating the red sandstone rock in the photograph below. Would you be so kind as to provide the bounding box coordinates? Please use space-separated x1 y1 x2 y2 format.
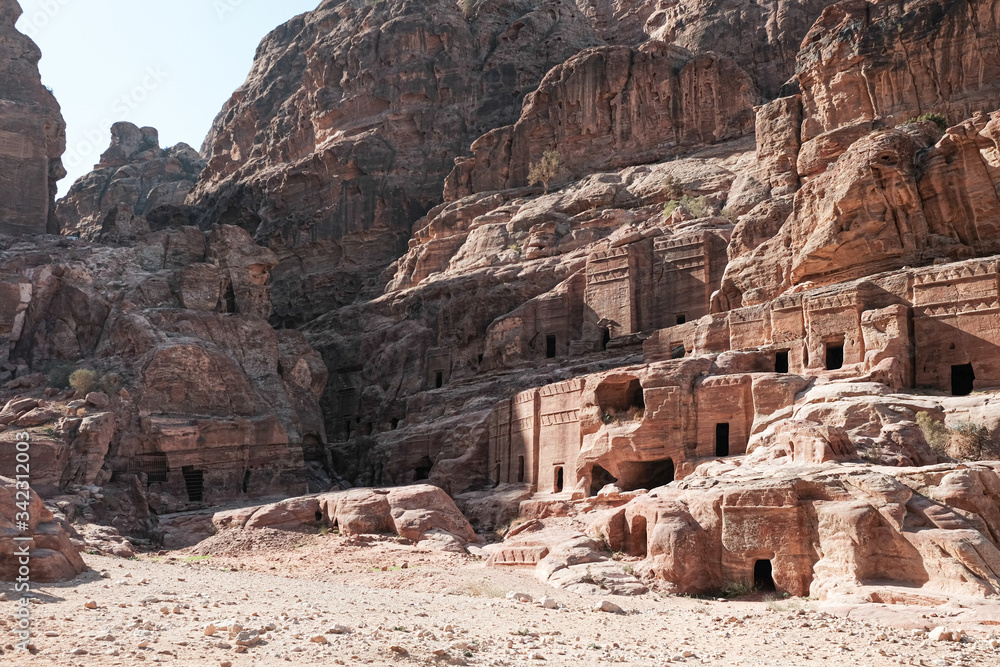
0 476 84 582
445 42 757 199
0 0 66 236
186 0 603 324
55 123 204 241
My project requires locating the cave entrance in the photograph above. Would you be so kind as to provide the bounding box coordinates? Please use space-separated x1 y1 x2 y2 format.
596 377 645 420
589 464 618 496
601 328 611 351
546 334 557 359
554 466 564 493
715 423 730 457
676 314 687 325
241 470 251 494
435 371 444 389
825 342 844 370
671 344 686 359
754 559 776 592
414 456 433 481
952 363 975 396
182 466 204 503
618 458 674 491
775 350 789 374
517 456 525 483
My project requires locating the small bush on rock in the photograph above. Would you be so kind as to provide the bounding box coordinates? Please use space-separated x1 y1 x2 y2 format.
528 150 561 194
47 362 75 389
916 412 950 458
905 112 948 132
69 369 99 396
952 421 1000 461
664 195 711 220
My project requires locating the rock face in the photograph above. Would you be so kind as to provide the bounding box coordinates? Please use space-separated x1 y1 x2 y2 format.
573 0 834 97
211 483 477 552
588 461 1000 599
0 476 85 582
444 42 757 199
0 0 66 235
55 122 206 241
0 223 328 510
797 0 1000 151
186 0 604 325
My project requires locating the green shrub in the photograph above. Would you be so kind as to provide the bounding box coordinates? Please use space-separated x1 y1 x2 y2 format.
460 0 476 16
528 150 562 194
47 362 75 389
905 112 948 132
916 412 950 458
662 175 684 200
69 369 99 396
721 580 755 598
952 421 1000 461
100 373 123 395
664 195 711 220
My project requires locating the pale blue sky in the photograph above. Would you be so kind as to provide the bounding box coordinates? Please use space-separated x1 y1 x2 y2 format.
16 0 321 195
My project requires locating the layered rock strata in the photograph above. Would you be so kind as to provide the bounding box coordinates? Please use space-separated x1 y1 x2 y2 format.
55 122 206 241
186 0 604 325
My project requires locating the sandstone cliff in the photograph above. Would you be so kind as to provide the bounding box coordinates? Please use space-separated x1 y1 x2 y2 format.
0 0 66 235
186 0 604 325
56 122 206 241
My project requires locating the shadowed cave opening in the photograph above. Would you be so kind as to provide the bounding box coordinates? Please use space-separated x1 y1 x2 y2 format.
754 559 776 591
414 456 433 481
716 423 730 457
554 466 564 493
182 466 204 503
601 328 611 351
617 458 674 491
517 456 525 483
775 350 789 373
826 342 844 370
952 363 975 396
589 464 618 496
546 334 557 358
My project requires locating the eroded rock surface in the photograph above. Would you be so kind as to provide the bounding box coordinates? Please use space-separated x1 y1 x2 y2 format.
0 0 66 235
55 122 206 241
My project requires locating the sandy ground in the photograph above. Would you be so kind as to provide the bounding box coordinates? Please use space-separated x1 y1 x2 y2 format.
2 530 999 666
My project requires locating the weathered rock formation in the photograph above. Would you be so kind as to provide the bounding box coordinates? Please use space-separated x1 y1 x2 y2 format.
0 476 85 582
573 0 835 97
0 0 66 235
444 42 757 199
211 483 478 553
55 122 206 241
186 0 604 325
0 223 328 515
588 461 1000 600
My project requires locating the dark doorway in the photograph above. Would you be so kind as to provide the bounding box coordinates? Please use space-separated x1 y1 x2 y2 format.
671 344 686 360
343 420 352 439
478 354 484 366
554 466 564 493
414 456 433 481
391 417 399 430
435 371 444 389
952 363 975 396
754 559 776 591
223 282 237 313
601 328 611 351
618 458 674 491
715 423 730 457
546 334 557 359
629 515 648 557
517 456 525 483
826 343 844 370
182 466 204 502
241 470 251 494
589 464 618 496
775 350 789 374
676 314 687 325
